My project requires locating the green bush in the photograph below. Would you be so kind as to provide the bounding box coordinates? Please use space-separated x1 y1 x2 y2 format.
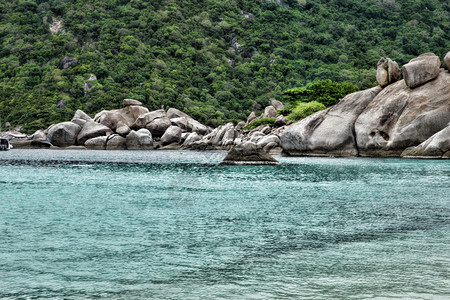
281 80 359 108
287 101 326 122
243 117 276 130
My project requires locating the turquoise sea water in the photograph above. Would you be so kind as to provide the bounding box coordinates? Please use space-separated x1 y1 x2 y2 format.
0 149 449 299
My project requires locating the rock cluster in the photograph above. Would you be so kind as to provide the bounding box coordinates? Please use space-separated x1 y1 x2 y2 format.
281 51 450 159
183 99 287 153
43 99 216 150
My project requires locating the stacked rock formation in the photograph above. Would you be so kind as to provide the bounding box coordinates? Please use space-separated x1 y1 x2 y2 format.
43 99 215 150
184 99 288 153
281 51 450 159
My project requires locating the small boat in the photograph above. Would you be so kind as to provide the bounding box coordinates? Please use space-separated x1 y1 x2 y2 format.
0 138 11 151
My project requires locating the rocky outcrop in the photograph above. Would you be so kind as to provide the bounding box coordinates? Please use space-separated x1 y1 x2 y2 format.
280 52 449 158
401 123 450 158
355 70 449 156
123 99 142 106
263 106 277 118
281 87 382 156
58 56 78 69
271 99 284 111
402 53 441 89
47 122 81 147
220 142 280 165
376 57 401 87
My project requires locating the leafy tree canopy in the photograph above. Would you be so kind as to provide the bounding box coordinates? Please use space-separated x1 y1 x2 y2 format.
0 0 448 132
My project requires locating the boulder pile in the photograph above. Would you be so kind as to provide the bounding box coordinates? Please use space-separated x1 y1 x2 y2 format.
42 99 216 150
184 99 288 153
281 51 450 159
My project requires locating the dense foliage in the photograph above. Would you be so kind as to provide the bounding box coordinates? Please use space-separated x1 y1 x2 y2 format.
282 79 359 108
287 101 326 122
243 117 276 130
1 0 449 132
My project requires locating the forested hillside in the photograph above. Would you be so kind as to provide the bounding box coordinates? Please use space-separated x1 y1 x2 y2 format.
1 0 449 132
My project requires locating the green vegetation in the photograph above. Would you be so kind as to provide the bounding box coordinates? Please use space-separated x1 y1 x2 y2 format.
282 80 359 108
243 117 276 130
287 101 326 122
0 0 449 132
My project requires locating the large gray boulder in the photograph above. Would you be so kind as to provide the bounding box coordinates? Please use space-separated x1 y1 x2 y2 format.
133 109 166 128
125 105 149 122
402 53 441 89
355 70 450 156
208 123 234 146
222 126 238 147
167 108 190 119
94 109 129 131
71 110 93 127
84 136 107 150
146 116 171 137
445 51 450 71
256 135 280 149
126 130 154 150
166 108 209 135
170 117 190 131
106 135 126 150
123 99 142 106
263 106 277 118
116 121 131 136
183 132 201 146
77 121 112 145
247 112 257 124
281 87 382 157
401 123 450 158
30 129 47 141
376 57 401 87
47 122 82 147
188 119 210 135
160 125 182 145
271 100 284 111
220 141 280 165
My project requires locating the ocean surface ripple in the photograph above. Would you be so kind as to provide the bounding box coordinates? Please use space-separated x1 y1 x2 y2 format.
0 150 449 299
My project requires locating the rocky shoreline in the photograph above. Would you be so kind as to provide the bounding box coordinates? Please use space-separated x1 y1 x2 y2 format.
2 51 449 160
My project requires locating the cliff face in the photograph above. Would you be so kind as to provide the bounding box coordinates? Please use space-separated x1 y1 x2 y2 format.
281 52 450 158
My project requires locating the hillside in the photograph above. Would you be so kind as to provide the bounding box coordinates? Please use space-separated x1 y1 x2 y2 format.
0 0 449 132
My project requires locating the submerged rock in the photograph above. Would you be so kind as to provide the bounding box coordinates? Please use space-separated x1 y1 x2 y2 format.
220 142 280 165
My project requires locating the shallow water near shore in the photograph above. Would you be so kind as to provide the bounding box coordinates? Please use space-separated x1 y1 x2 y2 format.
1 149 449 299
